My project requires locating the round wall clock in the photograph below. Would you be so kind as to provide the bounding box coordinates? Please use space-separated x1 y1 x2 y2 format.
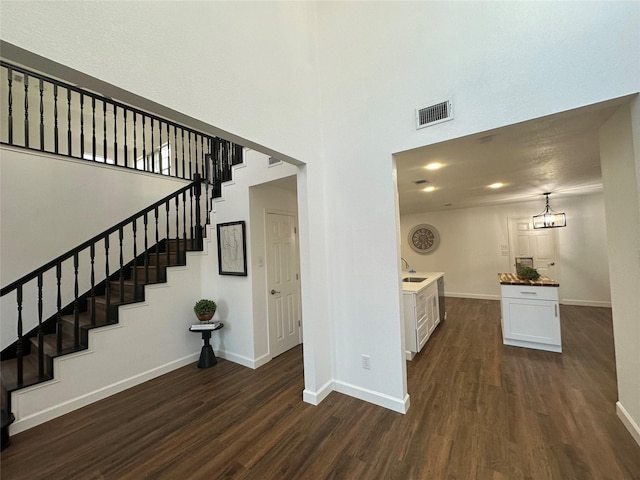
408 224 440 254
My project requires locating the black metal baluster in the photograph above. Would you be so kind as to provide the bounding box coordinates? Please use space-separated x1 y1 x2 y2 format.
56 263 63 354
181 129 185 179
144 213 149 284
53 84 59 154
123 108 128 167
200 135 205 176
91 96 96 161
150 118 155 173
132 220 138 300
16 285 23 385
194 133 199 176
175 195 180 266
182 191 187 262
133 111 137 169
189 184 194 249
158 120 162 174
188 131 193 179
204 152 211 225
167 122 171 176
23 74 29 148
39 78 44 150
113 104 118 166
103 100 107 161
119 227 124 303
154 207 160 281
142 116 146 171
90 244 96 326
73 252 80 348
165 201 170 279
104 236 110 321
67 89 72 157
194 174 203 249
7 66 13 144
80 94 84 158
37 273 44 377
174 126 178 178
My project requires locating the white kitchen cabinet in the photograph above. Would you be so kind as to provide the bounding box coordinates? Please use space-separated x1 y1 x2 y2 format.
500 283 561 353
403 276 441 358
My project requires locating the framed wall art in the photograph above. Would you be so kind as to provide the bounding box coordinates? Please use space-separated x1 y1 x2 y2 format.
216 221 247 276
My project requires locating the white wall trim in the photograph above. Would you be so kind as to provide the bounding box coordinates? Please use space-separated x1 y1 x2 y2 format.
10 352 199 435
616 401 640 447
445 293 612 308
560 299 612 308
303 379 334 406
215 349 265 370
446 292 501 301
333 380 409 414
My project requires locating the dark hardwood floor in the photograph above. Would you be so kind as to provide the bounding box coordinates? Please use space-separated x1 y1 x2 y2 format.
2 298 639 479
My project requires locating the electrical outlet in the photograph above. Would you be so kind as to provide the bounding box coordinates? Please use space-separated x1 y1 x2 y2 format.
362 354 371 370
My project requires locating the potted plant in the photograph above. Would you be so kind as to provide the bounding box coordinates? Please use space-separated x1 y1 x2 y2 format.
517 266 541 281
194 299 217 322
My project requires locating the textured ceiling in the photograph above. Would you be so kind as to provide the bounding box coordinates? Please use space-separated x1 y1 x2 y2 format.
396 101 623 214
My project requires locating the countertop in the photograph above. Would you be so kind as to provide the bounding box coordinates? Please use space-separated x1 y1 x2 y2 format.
498 272 559 287
401 271 444 293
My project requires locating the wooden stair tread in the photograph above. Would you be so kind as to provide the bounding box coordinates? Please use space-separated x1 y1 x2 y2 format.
61 312 114 329
1 355 53 391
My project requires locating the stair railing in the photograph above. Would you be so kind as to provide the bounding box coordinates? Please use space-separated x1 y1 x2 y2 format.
0 175 205 387
0 61 244 201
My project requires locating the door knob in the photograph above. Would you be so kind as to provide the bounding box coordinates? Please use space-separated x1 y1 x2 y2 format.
549 262 556 266
270 289 280 295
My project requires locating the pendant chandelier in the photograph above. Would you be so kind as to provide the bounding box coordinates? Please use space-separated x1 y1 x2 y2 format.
533 193 566 229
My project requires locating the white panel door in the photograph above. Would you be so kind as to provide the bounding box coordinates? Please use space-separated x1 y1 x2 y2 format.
266 213 301 358
508 217 559 279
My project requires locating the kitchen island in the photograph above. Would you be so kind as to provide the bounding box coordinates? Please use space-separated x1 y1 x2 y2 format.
498 273 561 353
402 271 444 360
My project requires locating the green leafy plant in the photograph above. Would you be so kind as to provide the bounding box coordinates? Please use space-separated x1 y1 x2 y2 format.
517 266 540 281
194 299 217 315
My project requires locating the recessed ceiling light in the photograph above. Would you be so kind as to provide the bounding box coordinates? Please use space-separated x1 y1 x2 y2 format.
425 162 443 170
489 182 504 189
423 186 436 192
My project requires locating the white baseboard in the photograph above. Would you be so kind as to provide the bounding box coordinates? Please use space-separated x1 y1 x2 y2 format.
333 380 409 414
303 379 334 406
560 299 612 308
10 352 199 435
216 349 265 369
446 292 500 301
616 401 640 447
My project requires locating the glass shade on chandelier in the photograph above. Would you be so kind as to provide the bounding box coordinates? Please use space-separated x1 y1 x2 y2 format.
533 193 566 229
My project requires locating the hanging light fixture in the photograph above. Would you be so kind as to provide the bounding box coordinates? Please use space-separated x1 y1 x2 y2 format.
533 193 566 229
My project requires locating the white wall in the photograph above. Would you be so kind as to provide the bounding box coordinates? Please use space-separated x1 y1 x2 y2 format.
400 194 611 307
315 1 639 411
200 150 298 368
600 100 640 445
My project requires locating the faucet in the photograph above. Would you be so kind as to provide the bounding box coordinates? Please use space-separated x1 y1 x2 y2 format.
401 257 410 271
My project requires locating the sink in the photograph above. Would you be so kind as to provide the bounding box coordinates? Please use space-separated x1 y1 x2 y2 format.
403 277 427 283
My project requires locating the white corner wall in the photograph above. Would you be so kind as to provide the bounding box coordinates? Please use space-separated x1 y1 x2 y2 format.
599 99 640 445
315 2 638 412
400 194 611 307
200 150 298 368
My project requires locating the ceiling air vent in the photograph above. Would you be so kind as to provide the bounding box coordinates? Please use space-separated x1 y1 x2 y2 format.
416 99 453 129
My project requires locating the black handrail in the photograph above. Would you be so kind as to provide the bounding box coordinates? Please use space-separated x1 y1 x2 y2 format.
1 174 207 388
1 176 201 297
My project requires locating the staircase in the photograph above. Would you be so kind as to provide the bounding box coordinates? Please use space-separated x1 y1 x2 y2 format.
1 238 201 393
0 59 246 448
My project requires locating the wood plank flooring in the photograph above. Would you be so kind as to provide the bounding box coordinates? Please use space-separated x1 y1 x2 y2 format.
2 298 639 479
